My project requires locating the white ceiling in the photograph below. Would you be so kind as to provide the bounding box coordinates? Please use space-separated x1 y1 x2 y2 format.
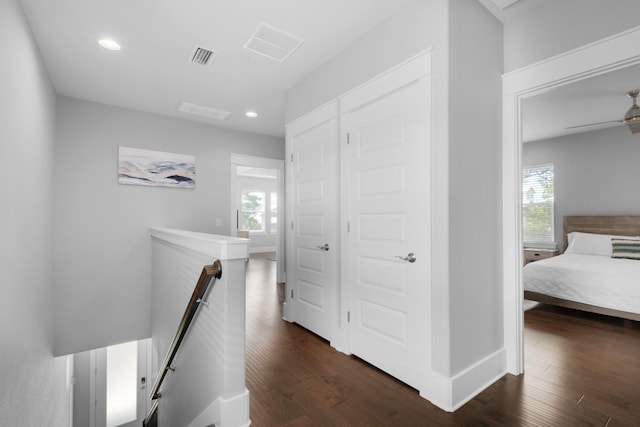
19 0 412 138
522 64 640 143
477 0 640 143
19 0 636 142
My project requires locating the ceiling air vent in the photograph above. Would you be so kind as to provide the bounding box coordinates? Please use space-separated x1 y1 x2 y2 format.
189 45 216 66
177 102 232 121
243 22 304 62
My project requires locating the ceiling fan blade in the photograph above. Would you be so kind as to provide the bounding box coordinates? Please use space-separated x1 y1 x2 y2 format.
627 122 640 134
565 120 623 130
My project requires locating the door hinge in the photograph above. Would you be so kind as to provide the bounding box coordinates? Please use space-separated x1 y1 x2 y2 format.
347 221 350 233
291 221 294 231
347 311 351 323
291 289 294 299
290 153 294 162
346 132 350 144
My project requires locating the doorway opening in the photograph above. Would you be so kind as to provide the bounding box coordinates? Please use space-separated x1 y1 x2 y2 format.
230 154 285 283
73 338 152 427
236 167 278 252
502 27 640 374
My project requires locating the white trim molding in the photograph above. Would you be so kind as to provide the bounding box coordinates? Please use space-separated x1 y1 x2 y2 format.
502 25 640 375
149 227 249 260
186 388 251 427
423 348 506 412
229 153 285 283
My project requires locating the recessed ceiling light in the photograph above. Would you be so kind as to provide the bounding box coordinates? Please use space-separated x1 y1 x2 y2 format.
98 39 121 51
246 111 258 118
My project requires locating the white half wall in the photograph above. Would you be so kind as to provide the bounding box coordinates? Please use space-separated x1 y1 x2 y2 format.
149 229 249 427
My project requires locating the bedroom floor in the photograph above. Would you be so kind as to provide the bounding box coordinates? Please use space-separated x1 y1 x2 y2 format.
522 303 640 426
246 253 640 426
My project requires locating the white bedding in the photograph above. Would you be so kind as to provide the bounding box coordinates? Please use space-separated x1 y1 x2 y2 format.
523 253 640 315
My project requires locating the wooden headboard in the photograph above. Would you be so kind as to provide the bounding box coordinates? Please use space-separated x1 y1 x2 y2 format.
563 215 640 251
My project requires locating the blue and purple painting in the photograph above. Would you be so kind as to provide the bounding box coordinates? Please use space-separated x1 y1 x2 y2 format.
118 146 196 188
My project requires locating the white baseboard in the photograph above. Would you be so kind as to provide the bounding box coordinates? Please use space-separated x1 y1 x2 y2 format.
187 388 251 427
329 328 350 355
329 339 351 356
220 389 251 427
422 348 507 412
282 301 294 323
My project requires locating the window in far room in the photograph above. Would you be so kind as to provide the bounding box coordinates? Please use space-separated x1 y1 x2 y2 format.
270 191 277 233
241 190 266 233
522 164 554 245
235 165 278 239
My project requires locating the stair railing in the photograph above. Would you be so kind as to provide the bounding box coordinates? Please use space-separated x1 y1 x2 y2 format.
144 259 223 425
142 400 158 427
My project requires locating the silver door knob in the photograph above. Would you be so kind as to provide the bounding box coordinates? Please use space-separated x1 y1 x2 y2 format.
316 243 330 251
396 252 416 263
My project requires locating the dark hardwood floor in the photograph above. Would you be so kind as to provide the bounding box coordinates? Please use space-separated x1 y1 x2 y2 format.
245 253 640 426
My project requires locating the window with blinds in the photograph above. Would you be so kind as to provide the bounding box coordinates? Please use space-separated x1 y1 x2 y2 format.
522 164 554 244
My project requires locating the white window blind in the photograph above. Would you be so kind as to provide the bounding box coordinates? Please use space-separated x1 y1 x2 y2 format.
522 164 554 244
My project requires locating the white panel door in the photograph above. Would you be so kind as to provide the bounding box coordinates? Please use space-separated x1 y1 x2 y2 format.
343 75 431 389
286 107 338 341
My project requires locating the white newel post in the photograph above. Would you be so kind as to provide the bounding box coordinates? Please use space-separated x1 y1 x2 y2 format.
149 228 250 427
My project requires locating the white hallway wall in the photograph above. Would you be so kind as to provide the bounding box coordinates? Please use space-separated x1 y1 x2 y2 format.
53 97 284 356
286 0 503 394
287 0 451 378
0 0 71 424
447 0 503 380
504 0 640 72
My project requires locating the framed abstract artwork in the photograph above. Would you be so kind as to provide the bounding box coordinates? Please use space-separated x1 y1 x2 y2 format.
118 146 195 188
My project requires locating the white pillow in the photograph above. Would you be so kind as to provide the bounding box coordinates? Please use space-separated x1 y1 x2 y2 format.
565 232 640 256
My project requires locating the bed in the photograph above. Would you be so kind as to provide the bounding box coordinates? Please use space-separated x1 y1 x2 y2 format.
523 215 640 321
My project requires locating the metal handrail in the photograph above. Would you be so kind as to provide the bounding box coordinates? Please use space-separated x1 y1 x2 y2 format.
142 400 158 427
148 260 222 402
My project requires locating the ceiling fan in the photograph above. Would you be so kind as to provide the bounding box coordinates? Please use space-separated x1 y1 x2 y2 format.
566 89 640 134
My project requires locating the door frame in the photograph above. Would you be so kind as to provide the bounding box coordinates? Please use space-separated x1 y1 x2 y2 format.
283 101 340 341
502 26 640 374
230 154 285 283
89 339 151 427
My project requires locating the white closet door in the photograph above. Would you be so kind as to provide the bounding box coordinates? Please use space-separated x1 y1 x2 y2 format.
342 69 431 390
285 103 339 341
